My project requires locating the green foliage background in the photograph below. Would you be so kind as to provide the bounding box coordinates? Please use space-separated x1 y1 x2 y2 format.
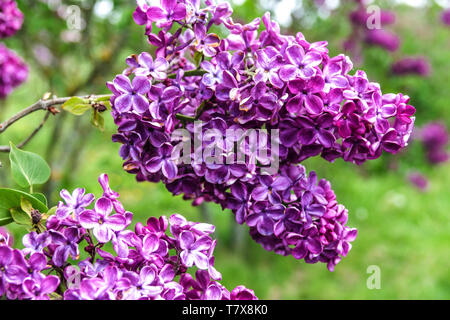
0 0 449 299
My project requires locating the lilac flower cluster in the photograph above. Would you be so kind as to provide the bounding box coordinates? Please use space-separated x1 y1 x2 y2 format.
0 44 28 98
441 9 450 26
0 0 23 38
418 122 449 165
391 57 431 77
107 0 415 271
344 0 399 63
0 174 257 300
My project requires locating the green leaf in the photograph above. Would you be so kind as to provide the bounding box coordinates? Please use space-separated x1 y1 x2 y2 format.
94 96 111 102
62 97 91 116
61 97 90 112
9 142 51 189
90 110 105 131
0 216 13 226
193 51 204 67
65 104 92 116
33 193 48 206
46 206 57 216
10 208 31 226
20 197 33 215
0 188 48 213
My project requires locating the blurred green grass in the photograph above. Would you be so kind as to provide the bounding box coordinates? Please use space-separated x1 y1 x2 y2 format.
0 0 449 300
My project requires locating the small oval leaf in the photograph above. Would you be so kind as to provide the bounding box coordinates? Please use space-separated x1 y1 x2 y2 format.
9 142 51 188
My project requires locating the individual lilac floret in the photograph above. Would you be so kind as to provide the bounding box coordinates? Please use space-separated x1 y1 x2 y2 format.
0 0 23 38
0 44 28 98
0 227 13 246
79 197 128 243
1 173 257 300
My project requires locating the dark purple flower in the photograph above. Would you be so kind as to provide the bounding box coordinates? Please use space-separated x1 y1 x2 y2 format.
391 57 431 77
230 285 258 300
0 44 28 98
280 45 322 81
441 9 450 26
111 75 151 113
0 0 23 38
145 142 178 179
364 29 400 52
0 247 27 285
49 228 80 267
286 76 325 115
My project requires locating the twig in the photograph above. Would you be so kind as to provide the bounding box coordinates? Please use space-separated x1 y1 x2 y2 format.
0 111 52 152
0 94 111 135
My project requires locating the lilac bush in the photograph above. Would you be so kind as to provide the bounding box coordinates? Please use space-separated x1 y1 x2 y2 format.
0 0 23 38
0 44 28 98
107 0 415 272
0 174 257 300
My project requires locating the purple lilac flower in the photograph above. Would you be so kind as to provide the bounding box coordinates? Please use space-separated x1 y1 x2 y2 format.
111 74 151 113
79 197 127 243
135 52 169 80
56 188 95 220
364 29 400 52
441 9 450 26
391 57 431 77
105 0 415 272
344 2 399 62
22 275 60 300
408 172 429 191
1 174 258 300
0 227 13 247
0 44 28 98
0 0 23 38
418 122 449 165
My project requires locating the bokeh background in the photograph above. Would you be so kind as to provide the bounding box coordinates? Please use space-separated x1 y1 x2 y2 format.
0 0 449 299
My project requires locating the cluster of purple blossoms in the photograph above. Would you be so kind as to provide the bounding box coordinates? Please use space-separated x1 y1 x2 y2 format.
107 0 415 271
0 44 28 98
344 0 399 63
0 0 23 38
0 174 257 300
441 9 450 26
391 57 431 77
417 122 449 165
